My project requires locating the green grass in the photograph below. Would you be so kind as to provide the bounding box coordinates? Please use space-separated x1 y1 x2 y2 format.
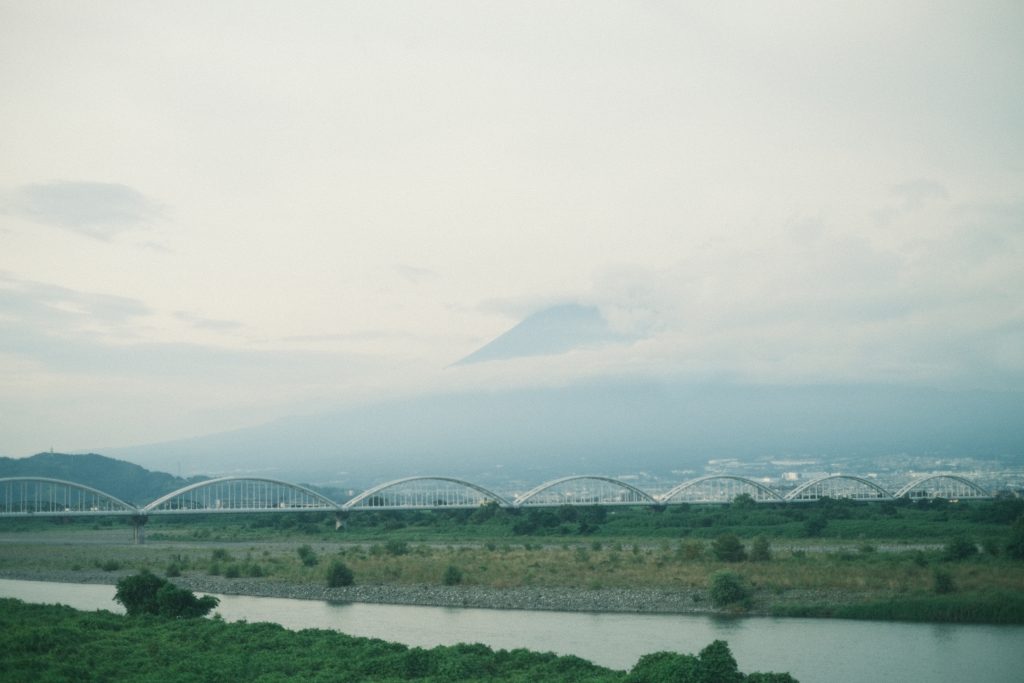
771 590 1024 624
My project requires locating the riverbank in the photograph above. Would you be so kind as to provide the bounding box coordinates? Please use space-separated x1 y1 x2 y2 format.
0 567 876 616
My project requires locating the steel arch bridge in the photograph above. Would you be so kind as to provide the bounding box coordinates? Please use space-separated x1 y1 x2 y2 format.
0 472 998 522
514 476 658 507
784 475 894 502
659 475 784 504
0 477 139 517
143 477 342 514
342 476 511 511
893 474 991 500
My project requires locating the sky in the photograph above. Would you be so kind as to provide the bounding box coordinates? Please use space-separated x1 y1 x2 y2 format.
1 1 1022 457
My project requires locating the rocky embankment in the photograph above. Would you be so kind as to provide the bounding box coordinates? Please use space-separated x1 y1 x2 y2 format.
0 568 863 616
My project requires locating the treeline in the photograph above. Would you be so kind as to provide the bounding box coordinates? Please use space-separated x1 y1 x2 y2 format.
0 598 796 682
210 496 1024 544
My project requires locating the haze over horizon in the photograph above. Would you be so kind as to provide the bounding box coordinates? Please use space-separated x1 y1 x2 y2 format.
1 2 1022 465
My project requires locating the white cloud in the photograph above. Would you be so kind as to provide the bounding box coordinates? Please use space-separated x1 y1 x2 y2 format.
4 181 163 238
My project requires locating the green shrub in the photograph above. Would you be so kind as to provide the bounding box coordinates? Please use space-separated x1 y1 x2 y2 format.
326 560 354 587
385 540 410 556
712 534 747 562
943 537 978 561
709 571 750 608
442 565 464 586
99 559 122 572
164 563 182 578
210 548 232 562
933 568 956 594
750 536 772 561
224 564 241 579
297 545 319 567
1007 516 1024 560
114 571 218 618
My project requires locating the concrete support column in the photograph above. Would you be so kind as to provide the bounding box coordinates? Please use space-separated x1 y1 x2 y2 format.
131 515 148 545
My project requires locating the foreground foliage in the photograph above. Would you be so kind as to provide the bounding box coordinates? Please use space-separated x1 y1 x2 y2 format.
0 599 795 682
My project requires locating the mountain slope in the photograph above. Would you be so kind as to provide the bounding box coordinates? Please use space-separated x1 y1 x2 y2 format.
454 304 626 365
105 381 1024 486
0 452 194 506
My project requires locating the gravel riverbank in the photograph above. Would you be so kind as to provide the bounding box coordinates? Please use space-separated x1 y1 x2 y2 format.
0 568 863 616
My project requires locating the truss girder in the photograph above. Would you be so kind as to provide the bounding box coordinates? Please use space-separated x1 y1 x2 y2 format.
784 474 894 501
143 477 341 513
513 475 658 507
894 474 991 499
342 476 512 510
659 475 784 504
0 477 138 516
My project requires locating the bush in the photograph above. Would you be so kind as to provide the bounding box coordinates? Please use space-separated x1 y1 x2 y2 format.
114 571 218 618
326 560 354 587
99 559 121 572
297 545 319 567
165 563 182 578
709 571 750 608
210 548 232 562
712 534 747 562
224 564 241 578
750 536 772 562
1007 516 1024 560
943 537 978 561
933 569 956 594
442 565 464 586
803 515 828 537
385 540 410 556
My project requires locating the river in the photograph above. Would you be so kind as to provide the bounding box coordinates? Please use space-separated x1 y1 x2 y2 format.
2 578 1022 682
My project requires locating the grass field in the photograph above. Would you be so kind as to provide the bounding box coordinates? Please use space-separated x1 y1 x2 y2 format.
2 496 1022 623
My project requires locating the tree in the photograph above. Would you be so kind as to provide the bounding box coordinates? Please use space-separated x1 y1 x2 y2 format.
709 571 750 608
326 560 355 587
114 571 218 618
697 640 743 683
712 534 747 562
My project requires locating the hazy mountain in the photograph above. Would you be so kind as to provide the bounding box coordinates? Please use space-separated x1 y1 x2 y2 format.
454 304 626 365
104 381 1024 487
0 452 195 506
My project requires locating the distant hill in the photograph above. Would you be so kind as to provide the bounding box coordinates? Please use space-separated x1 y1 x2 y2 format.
104 380 1024 487
0 452 197 506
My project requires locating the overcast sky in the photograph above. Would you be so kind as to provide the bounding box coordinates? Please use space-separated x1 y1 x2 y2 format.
1 1 1021 456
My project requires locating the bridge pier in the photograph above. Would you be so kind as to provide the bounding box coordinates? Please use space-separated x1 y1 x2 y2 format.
335 511 348 531
131 514 148 545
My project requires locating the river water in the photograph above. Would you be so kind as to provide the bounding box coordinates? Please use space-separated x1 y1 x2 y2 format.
2 578 1022 682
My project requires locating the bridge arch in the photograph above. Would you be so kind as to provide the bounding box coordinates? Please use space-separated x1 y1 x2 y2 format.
784 474 894 502
514 475 658 507
894 474 990 500
143 477 341 513
0 477 138 516
342 476 512 510
659 475 784 504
